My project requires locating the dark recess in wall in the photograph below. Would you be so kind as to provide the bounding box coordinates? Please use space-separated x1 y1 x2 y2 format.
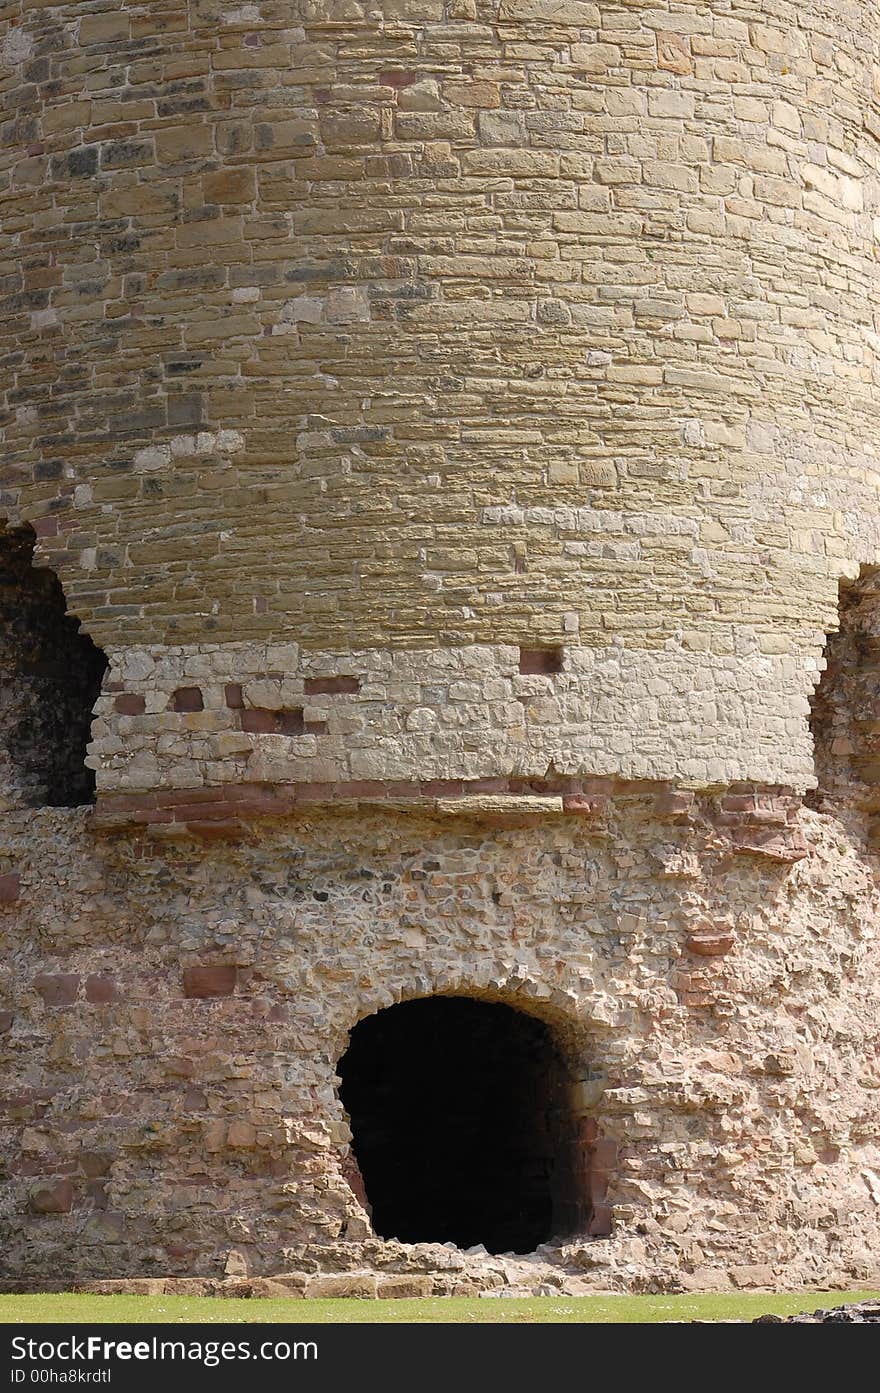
338 995 582 1255
0 525 108 807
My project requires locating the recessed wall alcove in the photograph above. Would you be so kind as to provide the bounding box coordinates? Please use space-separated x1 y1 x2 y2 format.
0 524 107 807
337 995 588 1255
808 566 880 813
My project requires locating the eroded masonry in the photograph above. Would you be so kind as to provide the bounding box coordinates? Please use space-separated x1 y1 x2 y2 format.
1 0 879 1295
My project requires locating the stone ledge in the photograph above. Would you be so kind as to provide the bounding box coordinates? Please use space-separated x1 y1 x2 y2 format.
92 775 621 832
432 794 565 825
89 779 810 864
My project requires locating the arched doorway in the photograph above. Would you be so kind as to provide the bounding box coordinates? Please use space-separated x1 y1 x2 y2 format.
337 995 584 1254
0 524 107 806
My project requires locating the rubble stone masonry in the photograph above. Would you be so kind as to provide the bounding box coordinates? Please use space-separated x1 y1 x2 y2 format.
1 0 879 1292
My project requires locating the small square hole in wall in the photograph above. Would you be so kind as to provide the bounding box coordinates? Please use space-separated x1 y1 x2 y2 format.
519 646 564 676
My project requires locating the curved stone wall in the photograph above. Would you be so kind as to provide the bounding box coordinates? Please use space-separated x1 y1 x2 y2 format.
4 2 880 787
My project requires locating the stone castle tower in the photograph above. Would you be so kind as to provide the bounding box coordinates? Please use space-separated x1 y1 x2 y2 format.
1 0 879 1293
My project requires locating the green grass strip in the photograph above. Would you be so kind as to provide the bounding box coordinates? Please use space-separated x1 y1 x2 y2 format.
1 1290 878 1324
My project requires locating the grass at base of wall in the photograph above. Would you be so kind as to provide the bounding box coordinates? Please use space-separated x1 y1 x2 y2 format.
1 1291 878 1324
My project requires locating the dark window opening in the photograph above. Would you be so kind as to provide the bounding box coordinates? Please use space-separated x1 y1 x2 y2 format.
0 525 108 807
809 566 880 806
337 996 584 1255
519 646 564 675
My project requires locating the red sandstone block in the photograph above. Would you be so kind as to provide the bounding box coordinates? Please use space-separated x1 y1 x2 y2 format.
171 802 233 822
587 1203 613 1237
380 69 417 88
747 807 789 826
686 930 736 957
85 974 119 1004
240 708 277 734
29 1179 73 1214
171 686 204 713
290 783 329 801
579 1118 600 1144
0 1011 12 1033
212 784 255 804
32 517 58 538
225 683 244 709
183 965 237 999
234 796 289 816
0 873 20 905
223 784 284 807
563 795 607 816
654 790 696 817
419 780 464 797
303 676 361 695
383 780 419 799
337 781 388 800
731 828 810 862
165 787 226 805
94 793 164 816
114 693 146 715
591 1139 618 1170
34 974 79 1007
469 777 512 795
186 821 244 841
171 797 270 822
589 1172 609 1205
519 646 563 675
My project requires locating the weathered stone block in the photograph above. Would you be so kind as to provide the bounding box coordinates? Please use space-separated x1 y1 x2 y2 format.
85 975 119 1004
0 874 21 905
34 975 79 1007
376 1275 433 1299
29 1180 74 1215
182 966 238 998
305 1274 378 1299
115 694 146 715
203 168 255 204
686 931 736 957
172 687 204 713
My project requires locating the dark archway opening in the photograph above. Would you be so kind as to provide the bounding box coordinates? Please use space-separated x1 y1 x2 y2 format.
0 525 108 807
337 996 582 1255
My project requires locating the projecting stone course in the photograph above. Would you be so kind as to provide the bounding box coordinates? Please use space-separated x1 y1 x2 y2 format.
85 637 818 797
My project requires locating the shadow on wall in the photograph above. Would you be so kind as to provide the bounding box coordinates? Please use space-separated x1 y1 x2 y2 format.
0 524 108 807
809 565 880 819
336 995 590 1256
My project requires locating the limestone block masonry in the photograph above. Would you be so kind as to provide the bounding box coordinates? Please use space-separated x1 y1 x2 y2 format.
1 1 880 1293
